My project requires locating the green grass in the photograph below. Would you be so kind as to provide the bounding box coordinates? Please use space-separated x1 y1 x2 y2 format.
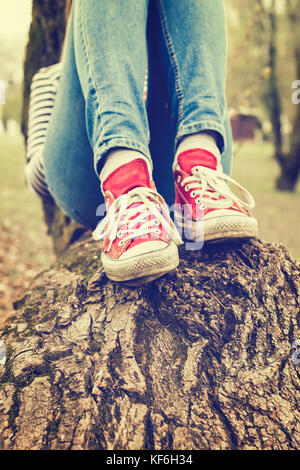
0 134 55 324
232 140 300 259
0 134 54 268
1 136 45 229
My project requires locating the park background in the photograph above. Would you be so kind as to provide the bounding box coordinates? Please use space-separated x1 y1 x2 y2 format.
0 0 300 326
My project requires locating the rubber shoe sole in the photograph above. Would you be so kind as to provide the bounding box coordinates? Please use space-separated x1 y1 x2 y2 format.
101 240 179 285
175 210 258 244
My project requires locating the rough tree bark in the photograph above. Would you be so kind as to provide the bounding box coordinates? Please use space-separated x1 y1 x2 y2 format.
12 0 299 451
0 236 299 450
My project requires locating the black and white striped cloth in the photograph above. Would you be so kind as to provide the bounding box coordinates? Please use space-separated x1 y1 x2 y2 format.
25 63 148 200
25 63 62 199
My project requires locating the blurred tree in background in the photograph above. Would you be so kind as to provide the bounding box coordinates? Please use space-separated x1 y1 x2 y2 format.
227 0 300 191
274 0 300 191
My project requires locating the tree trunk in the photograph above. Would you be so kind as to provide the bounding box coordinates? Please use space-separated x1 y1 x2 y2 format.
276 47 300 191
0 236 299 450
16 3 300 450
265 1 284 162
275 0 300 191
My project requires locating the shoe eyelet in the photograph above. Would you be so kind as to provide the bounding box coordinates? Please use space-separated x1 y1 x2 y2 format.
153 219 160 226
154 228 161 235
185 185 190 192
119 240 125 246
177 175 181 183
190 191 197 198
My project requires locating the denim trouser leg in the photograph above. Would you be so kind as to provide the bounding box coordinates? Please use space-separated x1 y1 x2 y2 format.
43 0 233 228
73 0 151 174
156 0 228 152
43 0 150 229
147 0 232 207
43 5 103 229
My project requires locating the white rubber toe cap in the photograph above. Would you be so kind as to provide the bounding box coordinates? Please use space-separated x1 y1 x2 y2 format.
119 240 167 260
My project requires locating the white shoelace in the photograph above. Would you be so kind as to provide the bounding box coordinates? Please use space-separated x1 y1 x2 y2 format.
178 165 255 210
93 187 183 251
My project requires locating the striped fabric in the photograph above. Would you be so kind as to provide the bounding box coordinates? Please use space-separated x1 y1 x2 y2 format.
25 63 62 199
25 63 149 201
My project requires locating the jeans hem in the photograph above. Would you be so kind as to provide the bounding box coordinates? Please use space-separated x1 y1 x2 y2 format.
176 121 226 153
94 138 152 176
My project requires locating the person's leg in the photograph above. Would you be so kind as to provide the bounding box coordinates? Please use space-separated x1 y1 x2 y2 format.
73 0 152 175
157 0 228 153
44 0 152 228
43 5 103 229
155 0 258 244
44 0 181 284
146 0 232 206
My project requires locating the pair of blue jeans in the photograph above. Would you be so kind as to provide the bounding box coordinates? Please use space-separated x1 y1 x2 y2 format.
43 0 233 229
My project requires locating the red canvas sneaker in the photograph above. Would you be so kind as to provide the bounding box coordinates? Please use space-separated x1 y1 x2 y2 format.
93 158 182 285
174 149 258 245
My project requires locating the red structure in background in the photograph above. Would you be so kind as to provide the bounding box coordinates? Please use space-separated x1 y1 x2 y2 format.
230 112 262 141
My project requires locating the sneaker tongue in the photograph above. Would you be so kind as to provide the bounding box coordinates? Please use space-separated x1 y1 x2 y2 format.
177 149 218 173
102 158 151 199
